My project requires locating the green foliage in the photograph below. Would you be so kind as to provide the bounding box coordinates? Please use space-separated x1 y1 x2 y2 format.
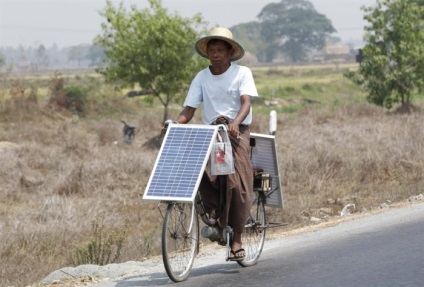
72 221 128 266
346 0 424 110
67 45 90 66
0 53 5 67
36 45 49 67
47 73 88 115
65 45 104 66
409 0 424 6
231 22 269 62
258 0 335 62
95 0 208 122
62 85 88 114
87 44 105 66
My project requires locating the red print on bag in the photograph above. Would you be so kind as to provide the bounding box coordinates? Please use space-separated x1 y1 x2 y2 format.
215 150 225 164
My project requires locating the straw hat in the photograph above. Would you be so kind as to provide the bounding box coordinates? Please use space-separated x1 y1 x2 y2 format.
195 27 245 61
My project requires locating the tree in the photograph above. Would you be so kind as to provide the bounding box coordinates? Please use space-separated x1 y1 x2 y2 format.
67 45 90 66
95 0 207 122
346 0 424 111
86 44 105 66
36 44 49 67
0 53 5 68
258 0 335 62
410 0 424 6
231 22 268 62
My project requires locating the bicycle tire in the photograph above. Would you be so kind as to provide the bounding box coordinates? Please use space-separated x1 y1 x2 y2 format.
238 197 266 267
162 202 199 282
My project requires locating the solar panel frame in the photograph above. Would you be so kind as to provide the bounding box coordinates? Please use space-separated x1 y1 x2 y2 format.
250 133 284 208
143 124 220 203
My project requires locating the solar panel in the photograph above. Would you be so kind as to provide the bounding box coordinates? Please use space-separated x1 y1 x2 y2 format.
250 133 284 208
143 125 284 207
143 124 219 202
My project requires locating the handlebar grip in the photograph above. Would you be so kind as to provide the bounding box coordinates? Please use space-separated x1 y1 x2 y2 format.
164 119 173 126
158 120 175 142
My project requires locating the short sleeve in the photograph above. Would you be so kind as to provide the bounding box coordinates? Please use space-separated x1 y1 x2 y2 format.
184 73 203 108
239 67 258 98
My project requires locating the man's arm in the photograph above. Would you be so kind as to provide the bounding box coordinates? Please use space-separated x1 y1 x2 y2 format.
176 106 196 124
228 94 251 137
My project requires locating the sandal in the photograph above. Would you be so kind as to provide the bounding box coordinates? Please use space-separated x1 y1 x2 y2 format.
229 248 245 261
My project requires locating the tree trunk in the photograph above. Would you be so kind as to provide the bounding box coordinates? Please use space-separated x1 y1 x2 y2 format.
163 104 169 123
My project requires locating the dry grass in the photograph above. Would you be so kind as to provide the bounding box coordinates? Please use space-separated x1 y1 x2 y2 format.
266 103 424 226
0 112 164 286
1 69 424 286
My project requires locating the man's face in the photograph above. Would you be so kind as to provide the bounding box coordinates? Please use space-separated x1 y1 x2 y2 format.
206 40 233 66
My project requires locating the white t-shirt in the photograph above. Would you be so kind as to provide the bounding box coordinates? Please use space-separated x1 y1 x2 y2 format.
184 64 258 125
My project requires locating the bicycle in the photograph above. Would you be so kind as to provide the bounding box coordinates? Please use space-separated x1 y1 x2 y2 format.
144 122 283 282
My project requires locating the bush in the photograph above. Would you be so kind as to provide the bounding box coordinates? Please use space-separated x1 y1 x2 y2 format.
71 220 128 266
47 72 88 115
61 85 88 115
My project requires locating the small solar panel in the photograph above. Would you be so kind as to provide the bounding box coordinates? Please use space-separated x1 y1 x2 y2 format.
143 124 219 202
250 133 284 208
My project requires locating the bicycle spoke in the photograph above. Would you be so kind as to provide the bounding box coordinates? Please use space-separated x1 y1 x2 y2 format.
162 203 198 282
238 198 266 267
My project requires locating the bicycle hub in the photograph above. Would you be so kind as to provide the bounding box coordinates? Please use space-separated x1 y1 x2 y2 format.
201 226 220 241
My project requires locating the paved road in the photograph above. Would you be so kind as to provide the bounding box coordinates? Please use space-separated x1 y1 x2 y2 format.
85 202 424 287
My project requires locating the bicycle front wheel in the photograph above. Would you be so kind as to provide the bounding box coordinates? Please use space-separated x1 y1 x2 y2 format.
162 202 199 282
238 197 266 267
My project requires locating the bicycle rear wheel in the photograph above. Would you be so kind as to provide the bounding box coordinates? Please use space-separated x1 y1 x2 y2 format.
162 202 199 282
238 197 266 267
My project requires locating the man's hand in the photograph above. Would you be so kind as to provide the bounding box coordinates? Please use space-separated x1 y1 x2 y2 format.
228 123 242 140
163 119 173 128
157 120 175 141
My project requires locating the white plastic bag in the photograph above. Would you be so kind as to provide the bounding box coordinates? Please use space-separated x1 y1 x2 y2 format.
210 129 235 175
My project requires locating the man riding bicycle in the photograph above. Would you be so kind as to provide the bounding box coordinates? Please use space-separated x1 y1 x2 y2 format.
174 27 259 261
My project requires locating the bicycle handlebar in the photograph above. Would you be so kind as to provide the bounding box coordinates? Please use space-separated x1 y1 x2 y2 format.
157 119 176 142
163 119 174 127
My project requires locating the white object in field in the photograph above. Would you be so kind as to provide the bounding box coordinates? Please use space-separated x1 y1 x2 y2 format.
340 203 356 216
269 110 277 135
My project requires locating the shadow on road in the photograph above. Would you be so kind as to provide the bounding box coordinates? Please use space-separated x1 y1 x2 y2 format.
114 262 243 286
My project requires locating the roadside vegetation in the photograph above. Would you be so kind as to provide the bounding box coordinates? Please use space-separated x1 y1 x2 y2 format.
1 63 424 286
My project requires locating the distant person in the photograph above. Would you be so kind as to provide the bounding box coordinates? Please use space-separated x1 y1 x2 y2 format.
175 27 259 260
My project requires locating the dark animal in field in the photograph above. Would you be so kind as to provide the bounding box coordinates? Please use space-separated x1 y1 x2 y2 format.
121 121 136 144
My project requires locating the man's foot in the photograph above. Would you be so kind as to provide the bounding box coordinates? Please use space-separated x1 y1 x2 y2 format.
207 216 217 226
229 248 245 261
207 209 220 226
230 232 244 260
